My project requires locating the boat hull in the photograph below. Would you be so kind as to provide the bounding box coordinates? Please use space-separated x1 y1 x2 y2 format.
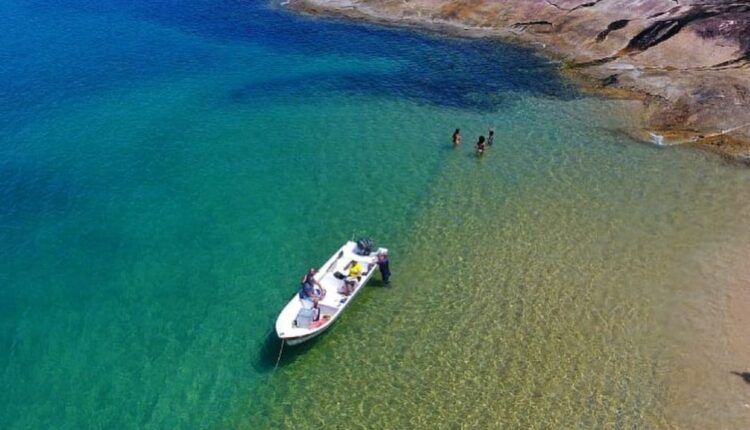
284 331 324 346
275 241 386 345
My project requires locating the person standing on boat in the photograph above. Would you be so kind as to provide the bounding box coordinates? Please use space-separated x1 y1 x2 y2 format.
452 128 461 146
299 267 326 306
376 251 391 286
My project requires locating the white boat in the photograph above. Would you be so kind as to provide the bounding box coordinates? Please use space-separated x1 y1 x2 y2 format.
275 241 387 345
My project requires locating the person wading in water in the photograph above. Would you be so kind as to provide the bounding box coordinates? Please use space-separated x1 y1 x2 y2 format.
475 135 486 156
452 128 461 146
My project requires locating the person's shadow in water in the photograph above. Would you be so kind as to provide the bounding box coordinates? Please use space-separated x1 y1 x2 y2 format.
730 371 750 384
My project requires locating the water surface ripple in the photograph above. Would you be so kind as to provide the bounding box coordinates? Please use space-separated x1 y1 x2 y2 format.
2 1 750 429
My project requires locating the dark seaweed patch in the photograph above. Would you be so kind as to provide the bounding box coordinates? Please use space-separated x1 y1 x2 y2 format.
229 27 579 112
0 162 76 222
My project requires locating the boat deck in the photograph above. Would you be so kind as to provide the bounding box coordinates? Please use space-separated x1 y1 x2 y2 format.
275 241 386 343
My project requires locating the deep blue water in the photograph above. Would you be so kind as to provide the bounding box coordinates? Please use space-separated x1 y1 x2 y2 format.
1 0 575 119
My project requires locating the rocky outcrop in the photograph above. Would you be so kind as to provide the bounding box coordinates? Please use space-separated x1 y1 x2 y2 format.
287 0 750 161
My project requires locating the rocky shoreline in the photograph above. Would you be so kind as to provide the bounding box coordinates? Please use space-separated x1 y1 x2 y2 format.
286 0 750 161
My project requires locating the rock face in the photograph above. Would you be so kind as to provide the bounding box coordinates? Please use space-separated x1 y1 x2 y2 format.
288 0 750 160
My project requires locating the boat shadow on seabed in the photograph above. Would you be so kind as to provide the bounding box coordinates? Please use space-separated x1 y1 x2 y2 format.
255 324 329 372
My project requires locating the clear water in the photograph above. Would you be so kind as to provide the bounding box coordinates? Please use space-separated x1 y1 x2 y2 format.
2 1 750 428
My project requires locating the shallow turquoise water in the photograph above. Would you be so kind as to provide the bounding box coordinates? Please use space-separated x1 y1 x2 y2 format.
3 1 750 428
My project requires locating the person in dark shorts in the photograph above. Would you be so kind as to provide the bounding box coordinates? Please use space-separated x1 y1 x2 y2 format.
376 251 391 286
487 129 494 146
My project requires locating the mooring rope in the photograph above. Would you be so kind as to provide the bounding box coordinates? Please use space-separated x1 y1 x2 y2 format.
273 340 285 372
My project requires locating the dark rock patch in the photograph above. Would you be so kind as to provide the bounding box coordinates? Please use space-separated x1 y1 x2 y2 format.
544 0 605 13
571 55 618 68
626 2 750 61
624 19 687 53
596 19 630 42
648 6 683 20
732 372 750 384
571 0 606 12
600 74 619 87
512 21 553 32
694 13 750 64
608 19 630 31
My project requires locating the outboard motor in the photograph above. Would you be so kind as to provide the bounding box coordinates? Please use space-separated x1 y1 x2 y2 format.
354 238 375 256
